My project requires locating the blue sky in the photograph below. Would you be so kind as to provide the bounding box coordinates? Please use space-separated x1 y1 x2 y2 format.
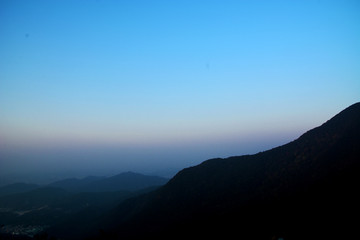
0 0 359 182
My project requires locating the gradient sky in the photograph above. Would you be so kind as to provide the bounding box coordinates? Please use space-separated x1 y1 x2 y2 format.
1 0 359 183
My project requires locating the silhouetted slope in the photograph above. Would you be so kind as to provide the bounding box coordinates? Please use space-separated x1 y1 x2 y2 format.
96 102 360 240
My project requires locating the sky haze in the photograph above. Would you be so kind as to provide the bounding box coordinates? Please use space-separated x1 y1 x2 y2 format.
1 0 359 184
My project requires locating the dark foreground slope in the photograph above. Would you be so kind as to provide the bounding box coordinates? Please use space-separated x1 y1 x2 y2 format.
92 103 360 240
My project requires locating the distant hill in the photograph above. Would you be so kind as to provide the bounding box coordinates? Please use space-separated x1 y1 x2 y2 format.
48 172 168 192
92 102 360 240
48 176 104 191
0 172 168 196
0 183 39 197
78 172 168 192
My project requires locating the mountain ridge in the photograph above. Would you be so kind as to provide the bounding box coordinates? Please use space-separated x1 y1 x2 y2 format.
92 102 360 240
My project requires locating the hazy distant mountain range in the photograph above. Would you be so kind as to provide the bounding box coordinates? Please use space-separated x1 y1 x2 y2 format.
48 172 168 192
0 172 169 196
1 102 359 240
0 183 40 197
0 172 169 239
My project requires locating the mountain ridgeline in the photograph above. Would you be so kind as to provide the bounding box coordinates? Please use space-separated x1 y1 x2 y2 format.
91 102 360 240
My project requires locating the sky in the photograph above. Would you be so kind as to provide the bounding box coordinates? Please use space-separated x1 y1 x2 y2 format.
0 0 359 184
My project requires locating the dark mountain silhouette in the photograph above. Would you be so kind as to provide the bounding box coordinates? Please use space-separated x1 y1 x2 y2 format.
91 102 360 240
0 183 39 197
